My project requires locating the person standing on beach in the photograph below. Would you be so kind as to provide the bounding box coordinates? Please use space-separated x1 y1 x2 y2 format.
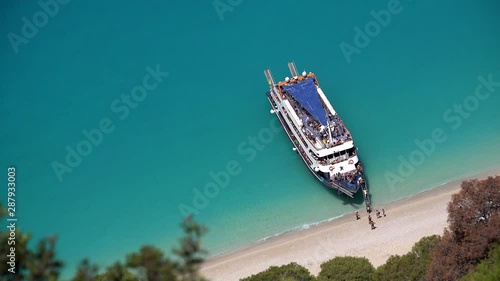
355 211 360 220
366 203 372 213
382 208 386 217
370 220 376 230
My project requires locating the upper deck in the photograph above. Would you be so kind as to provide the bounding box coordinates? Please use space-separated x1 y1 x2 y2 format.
273 73 353 155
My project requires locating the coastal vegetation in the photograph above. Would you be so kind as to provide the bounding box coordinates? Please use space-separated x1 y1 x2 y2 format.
460 243 500 281
373 235 438 281
426 176 500 280
317 257 374 281
235 176 500 281
240 263 316 281
239 236 436 281
0 176 498 281
0 215 207 281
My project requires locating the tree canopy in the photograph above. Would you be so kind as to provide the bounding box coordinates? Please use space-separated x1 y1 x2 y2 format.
426 176 500 280
240 262 316 281
374 235 438 281
173 215 208 281
0 202 207 281
125 245 176 281
460 243 500 281
317 256 375 281
71 259 99 281
95 262 138 281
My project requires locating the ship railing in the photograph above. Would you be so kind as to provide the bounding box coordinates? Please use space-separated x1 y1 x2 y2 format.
267 93 278 108
319 151 357 166
284 111 309 149
270 91 280 105
278 111 314 166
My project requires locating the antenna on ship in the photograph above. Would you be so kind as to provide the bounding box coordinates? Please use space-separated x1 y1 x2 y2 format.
264 69 276 88
288 61 299 78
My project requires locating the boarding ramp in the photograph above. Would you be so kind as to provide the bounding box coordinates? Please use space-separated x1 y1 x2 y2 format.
330 181 354 198
288 61 299 77
264 69 276 87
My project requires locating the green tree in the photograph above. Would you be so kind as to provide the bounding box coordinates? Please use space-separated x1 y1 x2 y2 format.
95 262 139 281
461 243 500 281
0 207 211 281
71 258 99 281
375 235 438 281
240 262 316 281
173 215 208 281
27 236 64 281
84 215 207 281
317 256 375 281
126 245 176 281
374 255 413 281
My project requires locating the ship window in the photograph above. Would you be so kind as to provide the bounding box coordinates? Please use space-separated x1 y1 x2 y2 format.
346 147 357 156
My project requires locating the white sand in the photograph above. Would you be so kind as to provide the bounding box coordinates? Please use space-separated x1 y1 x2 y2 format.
200 169 500 281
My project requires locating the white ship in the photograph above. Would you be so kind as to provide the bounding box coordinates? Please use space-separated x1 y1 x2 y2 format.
264 62 371 207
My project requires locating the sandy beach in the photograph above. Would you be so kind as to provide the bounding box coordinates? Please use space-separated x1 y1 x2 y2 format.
201 169 500 281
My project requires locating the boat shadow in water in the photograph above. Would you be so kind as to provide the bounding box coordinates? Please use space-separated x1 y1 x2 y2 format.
320 177 372 209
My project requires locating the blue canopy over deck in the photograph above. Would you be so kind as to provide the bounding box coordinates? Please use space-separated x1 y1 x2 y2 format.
283 78 328 126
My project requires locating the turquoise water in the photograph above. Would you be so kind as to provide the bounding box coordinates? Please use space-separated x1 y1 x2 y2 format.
1 0 499 277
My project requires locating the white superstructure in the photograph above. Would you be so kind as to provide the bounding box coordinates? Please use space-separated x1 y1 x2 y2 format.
264 62 370 202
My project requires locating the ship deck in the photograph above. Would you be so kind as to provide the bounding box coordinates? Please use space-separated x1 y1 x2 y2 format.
280 77 353 151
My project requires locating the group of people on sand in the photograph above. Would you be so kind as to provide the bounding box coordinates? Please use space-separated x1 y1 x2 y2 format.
355 208 386 230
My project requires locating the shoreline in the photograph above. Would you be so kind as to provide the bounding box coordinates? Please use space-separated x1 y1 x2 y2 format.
201 168 500 281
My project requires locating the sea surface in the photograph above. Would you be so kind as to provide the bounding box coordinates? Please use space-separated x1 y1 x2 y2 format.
1 0 499 278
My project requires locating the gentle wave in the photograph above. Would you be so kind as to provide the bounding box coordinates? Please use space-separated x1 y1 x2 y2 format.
208 214 346 259
208 167 500 260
